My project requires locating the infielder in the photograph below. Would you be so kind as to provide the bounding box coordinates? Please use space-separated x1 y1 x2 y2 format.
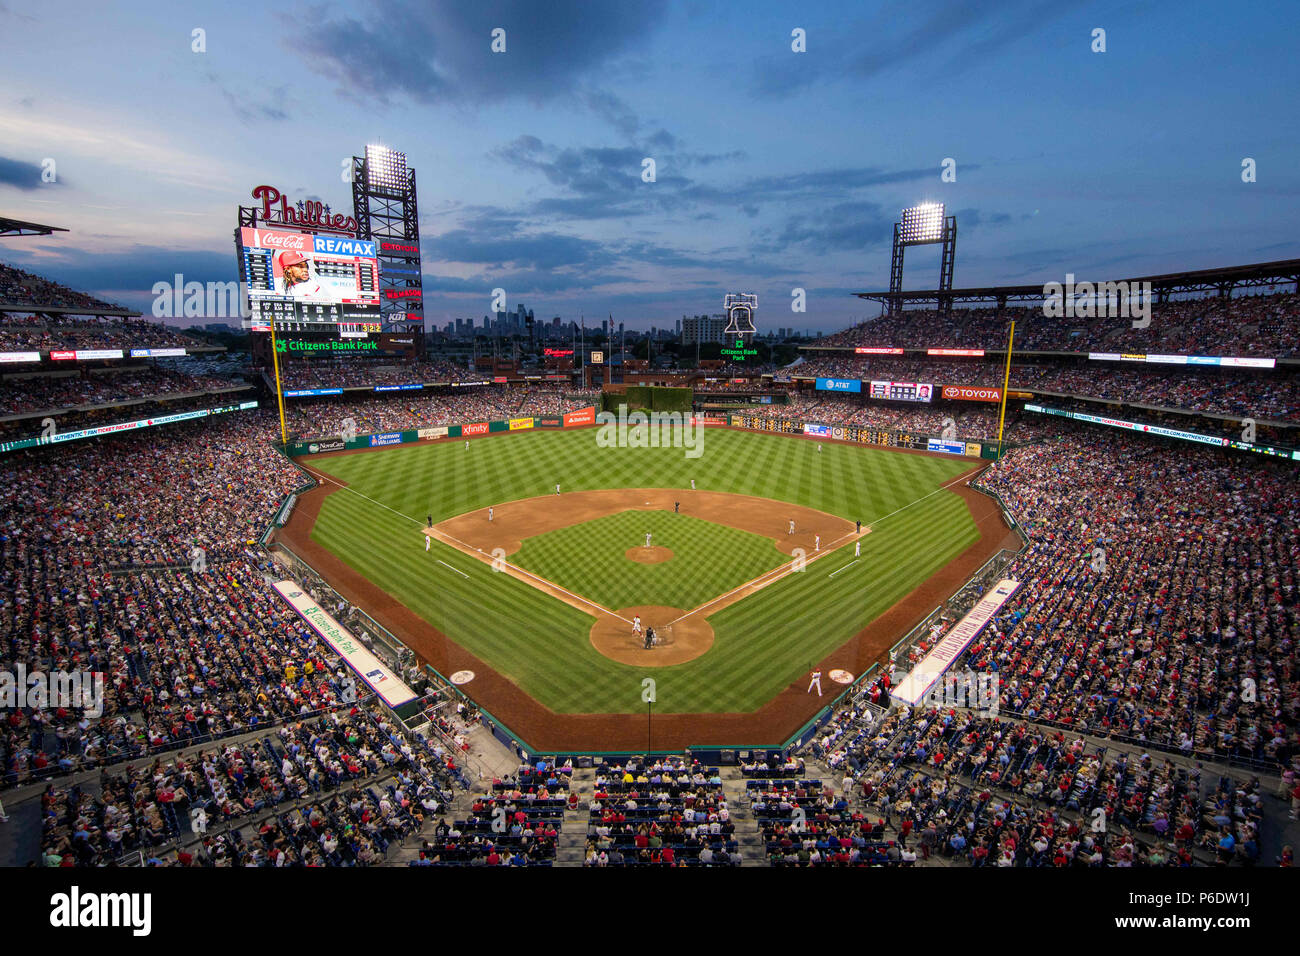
645 531 652 547
788 519 795 535
807 669 823 696
815 534 820 551
556 483 561 495
488 507 494 522
690 479 695 490
632 615 642 636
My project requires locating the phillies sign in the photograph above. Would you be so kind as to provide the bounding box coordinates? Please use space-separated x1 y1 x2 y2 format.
251 185 358 234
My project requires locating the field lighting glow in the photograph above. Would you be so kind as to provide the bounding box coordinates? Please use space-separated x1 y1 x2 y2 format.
900 202 946 244
365 144 409 192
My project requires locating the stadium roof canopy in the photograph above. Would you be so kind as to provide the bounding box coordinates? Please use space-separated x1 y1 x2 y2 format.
855 258 1300 308
0 216 69 238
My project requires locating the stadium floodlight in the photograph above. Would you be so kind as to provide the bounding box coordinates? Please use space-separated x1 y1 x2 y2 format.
365 144 409 192
899 202 946 245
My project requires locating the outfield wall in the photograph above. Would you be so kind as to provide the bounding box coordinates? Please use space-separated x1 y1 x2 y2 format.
284 406 597 456
728 413 999 458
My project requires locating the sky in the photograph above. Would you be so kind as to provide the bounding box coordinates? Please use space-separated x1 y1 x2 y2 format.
1 0 1298 333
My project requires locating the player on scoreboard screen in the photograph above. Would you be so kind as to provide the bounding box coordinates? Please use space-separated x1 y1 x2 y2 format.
277 250 325 300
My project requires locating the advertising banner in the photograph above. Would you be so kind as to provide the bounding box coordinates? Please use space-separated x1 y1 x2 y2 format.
927 438 966 455
462 422 489 436
927 348 985 357
892 579 1020 706
537 416 564 428
368 432 404 447
942 385 1002 403
803 423 832 437
129 348 188 358
508 417 535 431
870 381 933 402
271 581 416 710
284 388 344 397
564 406 596 427
854 347 904 355
815 377 861 393
965 442 982 457
417 426 449 440
0 351 41 363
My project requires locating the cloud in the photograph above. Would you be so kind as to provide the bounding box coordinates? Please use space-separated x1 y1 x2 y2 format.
284 0 669 107
0 154 48 191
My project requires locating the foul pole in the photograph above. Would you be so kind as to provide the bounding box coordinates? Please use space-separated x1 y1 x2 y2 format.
994 320 1015 461
268 321 288 445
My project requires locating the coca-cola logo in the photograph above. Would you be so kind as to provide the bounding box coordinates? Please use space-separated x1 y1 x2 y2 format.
252 230 310 250
252 185 358 234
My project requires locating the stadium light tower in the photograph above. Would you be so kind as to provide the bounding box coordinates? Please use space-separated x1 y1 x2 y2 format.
889 202 957 315
352 144 422 333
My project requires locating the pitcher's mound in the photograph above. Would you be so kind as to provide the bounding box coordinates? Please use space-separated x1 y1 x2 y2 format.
625 546 673 564
590 605 714 666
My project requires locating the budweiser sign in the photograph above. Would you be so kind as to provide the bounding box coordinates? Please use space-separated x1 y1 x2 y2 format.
251 185 358 234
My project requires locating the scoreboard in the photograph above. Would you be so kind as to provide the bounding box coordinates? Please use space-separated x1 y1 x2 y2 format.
238 226 382 329
869 380 934 403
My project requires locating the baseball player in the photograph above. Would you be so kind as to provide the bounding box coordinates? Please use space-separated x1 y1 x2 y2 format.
632 615 642 636
817 443 822 453
645 531 652 548
788 519 795 535
424 535 430 552
807 669 823 696
856 519 862 534
690 479 695 490
855 539 861 557
674 501 680 513
488 507 494 522
465 440 469 450
815 534 820 551
427 514 432 528
277 250 325 299
556 483 561 495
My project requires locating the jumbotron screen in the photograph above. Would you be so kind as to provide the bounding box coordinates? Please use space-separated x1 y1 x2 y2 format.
238 226 381 328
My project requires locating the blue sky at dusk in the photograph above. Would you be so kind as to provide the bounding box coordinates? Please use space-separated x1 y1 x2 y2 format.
1 0 1297 332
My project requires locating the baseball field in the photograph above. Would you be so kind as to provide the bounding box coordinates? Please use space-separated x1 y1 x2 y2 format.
280 424 1006 752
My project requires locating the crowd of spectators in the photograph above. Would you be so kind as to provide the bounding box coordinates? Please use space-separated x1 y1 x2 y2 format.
819 292 1300 357
0 262 124 313
275 359 481 389
793 356 1300 424
1 366 246 416
962 426 1299 764
0 312 205 353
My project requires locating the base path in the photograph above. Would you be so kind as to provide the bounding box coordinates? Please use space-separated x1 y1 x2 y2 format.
434 487 854 559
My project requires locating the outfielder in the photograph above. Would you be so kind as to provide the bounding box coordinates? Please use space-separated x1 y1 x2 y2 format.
807 669 823 696
424 535 430 552
690 479 695 490
855 540 861 557
645 531 652 548
465 440 469 450
556 483 561 495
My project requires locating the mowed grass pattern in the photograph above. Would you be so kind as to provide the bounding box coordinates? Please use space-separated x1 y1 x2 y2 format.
308 427 979 714
512 510 788 612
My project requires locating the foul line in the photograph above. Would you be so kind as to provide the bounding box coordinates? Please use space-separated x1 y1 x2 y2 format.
828 559 859 579
437 560 469 579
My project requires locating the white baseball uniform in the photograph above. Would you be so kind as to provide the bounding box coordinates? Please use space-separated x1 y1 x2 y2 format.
645 532 651 547
815 535 820 551
855 540 861 557
424 535 430 552
488 508 493 521
808 671 822 696
633 616 641 635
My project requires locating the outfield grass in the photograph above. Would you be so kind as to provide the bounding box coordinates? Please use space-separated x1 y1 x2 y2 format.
307 427 979 716
511 509 788 611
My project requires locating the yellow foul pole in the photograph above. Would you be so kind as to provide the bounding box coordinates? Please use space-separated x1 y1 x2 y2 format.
268 320 288 445
995 320 1015 461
